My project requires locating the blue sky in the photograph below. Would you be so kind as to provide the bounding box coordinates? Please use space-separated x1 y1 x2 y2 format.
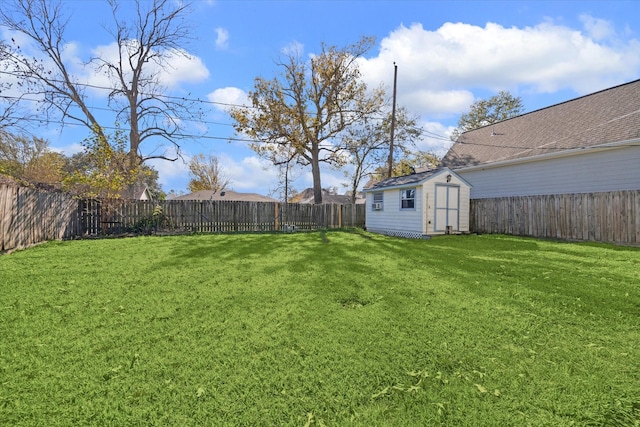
2 0 640 197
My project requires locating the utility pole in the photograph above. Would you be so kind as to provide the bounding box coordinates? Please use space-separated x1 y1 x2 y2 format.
387 62 398 178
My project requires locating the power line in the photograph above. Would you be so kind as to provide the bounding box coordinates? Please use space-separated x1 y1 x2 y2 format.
0 114 261 144
1 71 457 142
0 94 237 128
1 70 399 117
422 129 452 142
0 70 255 110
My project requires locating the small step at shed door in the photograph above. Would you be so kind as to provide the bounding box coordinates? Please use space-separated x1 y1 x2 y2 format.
434 184 460 233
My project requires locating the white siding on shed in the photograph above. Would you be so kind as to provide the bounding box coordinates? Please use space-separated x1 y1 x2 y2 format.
458 146 640 199
366 188 424 235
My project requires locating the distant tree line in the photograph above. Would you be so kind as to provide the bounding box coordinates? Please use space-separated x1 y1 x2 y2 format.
0 128 163 198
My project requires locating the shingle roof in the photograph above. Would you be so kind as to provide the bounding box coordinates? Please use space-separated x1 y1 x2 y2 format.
292 188 354 204
172 190 278 202
365 168 443 190
442 79 640 168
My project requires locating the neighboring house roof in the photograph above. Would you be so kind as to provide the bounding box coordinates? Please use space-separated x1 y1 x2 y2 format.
120 184 152 200
0 173 17 186
364 167 468 191
292 187 356 204
442 79 640 168
172 190 278 202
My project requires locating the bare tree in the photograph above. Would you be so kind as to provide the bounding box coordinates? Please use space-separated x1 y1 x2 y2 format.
1 0 203 170
97 0 203 167
268 147 301 203
343 106 423 203
230 37 385 204
0 38 39 132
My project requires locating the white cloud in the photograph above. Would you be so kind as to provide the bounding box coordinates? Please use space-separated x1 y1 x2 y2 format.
359 21 640 119
319 170 348 192
402 89 475 117
89 42 209 91
215 28 229 50
580 14 615 41
51 143 84 156
418 121 456 155
212 154 351 196
207 87 250 111
218 154 279 194
160 49 210 87
281 40 304 57
147 155 190 191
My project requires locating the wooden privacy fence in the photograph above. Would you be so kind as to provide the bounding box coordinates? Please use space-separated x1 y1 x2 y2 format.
3 182 639 251
81 199 366 235
470 190 640 245
0 184 81 253
1 187 366 252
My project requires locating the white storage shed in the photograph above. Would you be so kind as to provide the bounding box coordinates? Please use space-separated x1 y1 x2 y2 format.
363 168 472 238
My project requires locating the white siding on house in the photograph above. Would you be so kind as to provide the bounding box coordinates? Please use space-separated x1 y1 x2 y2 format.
458 146 640 199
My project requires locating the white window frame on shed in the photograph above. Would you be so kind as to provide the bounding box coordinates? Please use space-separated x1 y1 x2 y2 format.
400 188 416 210
372 191 384 211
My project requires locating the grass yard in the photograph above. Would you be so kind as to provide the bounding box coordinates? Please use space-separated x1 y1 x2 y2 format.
1 230 639 426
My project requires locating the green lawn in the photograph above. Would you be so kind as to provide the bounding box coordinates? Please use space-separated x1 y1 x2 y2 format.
1 231 639 426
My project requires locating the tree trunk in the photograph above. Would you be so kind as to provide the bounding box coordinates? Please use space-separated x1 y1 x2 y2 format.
129 96 140 171
311 143 323 204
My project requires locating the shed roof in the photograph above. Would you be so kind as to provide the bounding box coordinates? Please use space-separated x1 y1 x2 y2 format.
364 167 466 191
442 79 640 168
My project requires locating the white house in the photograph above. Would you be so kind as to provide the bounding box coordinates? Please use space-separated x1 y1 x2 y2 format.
363 167 471 238
442 79 640 198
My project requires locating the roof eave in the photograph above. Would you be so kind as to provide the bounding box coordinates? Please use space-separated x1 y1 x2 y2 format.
452 138 640 173
363 167 458 192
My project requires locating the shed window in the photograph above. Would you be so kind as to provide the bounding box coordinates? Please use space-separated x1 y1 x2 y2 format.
372 192 383 211
401 188 415 209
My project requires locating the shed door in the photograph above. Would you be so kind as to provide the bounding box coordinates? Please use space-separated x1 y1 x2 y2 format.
434 185 459 232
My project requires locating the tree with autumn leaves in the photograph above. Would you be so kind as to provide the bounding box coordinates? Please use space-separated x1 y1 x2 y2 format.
0 127 161 199
230 37 386 204
450 90 523 140
187 154 230 193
